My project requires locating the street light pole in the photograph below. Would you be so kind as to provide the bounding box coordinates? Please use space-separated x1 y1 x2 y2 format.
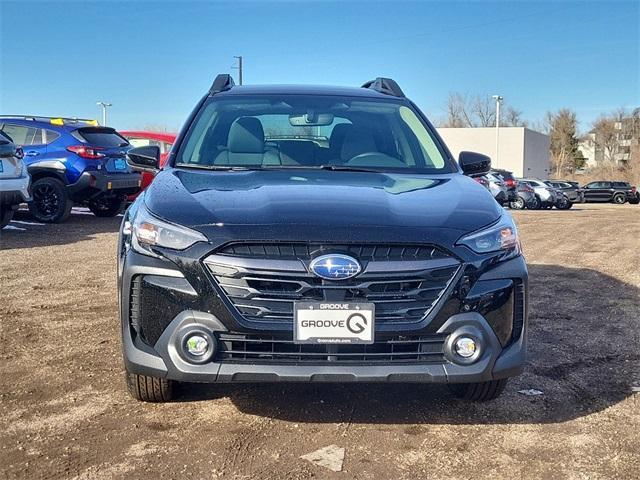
492 95 503 168
233 56 243 85
96 101 112 126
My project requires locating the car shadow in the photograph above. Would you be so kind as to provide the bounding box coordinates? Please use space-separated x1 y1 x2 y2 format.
0 208 122 250
179 264 639 424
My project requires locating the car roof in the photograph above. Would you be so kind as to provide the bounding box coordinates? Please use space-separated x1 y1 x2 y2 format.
120 131 177 142
0 117 100 132
213 84 403 99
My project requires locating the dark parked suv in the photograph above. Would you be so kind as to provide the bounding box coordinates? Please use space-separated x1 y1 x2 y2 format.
118 76 529 403
582 181 638 204
545 180 584 203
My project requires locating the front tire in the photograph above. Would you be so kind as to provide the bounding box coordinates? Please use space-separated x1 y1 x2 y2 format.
527 195 541 210
556 196 572 210
509 196 526 210
448 378 508 401
1 206 14 229
28 177 73 223
125 370 175 402
88 195 126 217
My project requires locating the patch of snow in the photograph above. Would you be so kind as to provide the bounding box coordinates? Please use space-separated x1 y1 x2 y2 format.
518 389 544 396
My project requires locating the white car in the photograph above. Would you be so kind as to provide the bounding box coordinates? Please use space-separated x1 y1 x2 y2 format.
518 178 557 208
484 172 509 205
0 130 31 229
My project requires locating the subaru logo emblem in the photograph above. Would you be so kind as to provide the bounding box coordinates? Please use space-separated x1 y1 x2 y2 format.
309 254 361 280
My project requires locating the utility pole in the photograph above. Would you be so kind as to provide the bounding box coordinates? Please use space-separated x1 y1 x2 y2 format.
233 56 243 85
492 95 503 168
96 101 112 126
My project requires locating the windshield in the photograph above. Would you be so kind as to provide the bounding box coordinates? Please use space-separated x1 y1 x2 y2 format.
176 95 454 173
73 128 129 148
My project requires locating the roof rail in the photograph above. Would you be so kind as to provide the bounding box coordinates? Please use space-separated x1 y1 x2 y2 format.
0 115 99 126
209 74 235 94
361 77 405 98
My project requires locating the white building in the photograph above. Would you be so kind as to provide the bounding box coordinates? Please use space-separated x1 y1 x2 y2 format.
437 127 551 179
578 133 598 168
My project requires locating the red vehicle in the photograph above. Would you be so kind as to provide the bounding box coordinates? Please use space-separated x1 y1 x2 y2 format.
120 131 176 199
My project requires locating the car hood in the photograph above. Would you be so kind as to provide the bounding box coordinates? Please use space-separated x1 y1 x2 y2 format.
144 169 502 243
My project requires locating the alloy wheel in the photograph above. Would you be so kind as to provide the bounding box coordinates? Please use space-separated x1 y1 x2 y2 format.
32 183 61 219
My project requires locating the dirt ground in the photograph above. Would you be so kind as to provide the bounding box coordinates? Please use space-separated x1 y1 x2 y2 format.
1 204 639 480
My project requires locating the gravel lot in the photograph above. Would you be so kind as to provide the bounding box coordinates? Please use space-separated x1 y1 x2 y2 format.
1 204 639 479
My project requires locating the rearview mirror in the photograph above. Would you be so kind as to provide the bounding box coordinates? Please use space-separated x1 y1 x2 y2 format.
289 112 334 126
127 146 160 172
459 151 491 177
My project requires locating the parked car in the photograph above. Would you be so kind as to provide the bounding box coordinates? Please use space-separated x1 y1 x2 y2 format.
472 175 490 191
519 178 557 209
484 172 509 205
509 181 537 210
491 169 519 205
120 131 176 200
545 180 584 203
118 75 528 403
0 130 31 229
582 181 637 204
0 116 142 222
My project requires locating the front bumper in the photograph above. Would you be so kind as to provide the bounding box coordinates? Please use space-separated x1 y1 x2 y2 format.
67 170 141 201
0 173 31 206
119 240 529 384
122 307 526 384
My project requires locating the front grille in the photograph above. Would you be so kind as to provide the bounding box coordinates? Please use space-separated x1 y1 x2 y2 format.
217 333 446 364
218 242 451 262
205 242 461 325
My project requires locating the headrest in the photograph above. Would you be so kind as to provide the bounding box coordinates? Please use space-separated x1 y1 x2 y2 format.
341 126 377 161
329 123 353 151
228 117 264 153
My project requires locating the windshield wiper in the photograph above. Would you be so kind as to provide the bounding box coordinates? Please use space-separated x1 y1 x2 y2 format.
177 164 381 173
177 164 265 171
262 164 380 173
319 165 380 173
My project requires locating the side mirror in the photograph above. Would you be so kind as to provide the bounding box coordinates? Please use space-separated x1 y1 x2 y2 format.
0 139 17 159
126 146 160 172
459 151 491 177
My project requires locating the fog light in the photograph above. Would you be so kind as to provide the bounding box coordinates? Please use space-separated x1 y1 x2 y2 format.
178 329 216 364
454 336 477 358
185 335 209 356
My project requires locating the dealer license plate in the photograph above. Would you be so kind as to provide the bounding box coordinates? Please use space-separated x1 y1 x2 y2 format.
294 302 375 344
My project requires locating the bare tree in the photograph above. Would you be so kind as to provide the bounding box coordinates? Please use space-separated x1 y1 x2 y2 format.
441 92 527 128
591 115 619 164
503 106 527 127
443 93 473 127
471 95 495 127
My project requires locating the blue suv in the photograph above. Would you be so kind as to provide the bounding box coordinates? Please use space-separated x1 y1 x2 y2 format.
0 116 141 222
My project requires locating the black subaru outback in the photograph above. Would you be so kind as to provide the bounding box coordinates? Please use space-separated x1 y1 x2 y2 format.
119 75 528 403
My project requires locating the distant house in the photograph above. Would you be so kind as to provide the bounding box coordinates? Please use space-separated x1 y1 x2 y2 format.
437 127 550 178
579 110 639 168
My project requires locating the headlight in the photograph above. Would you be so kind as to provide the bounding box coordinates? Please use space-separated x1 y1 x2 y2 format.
130 202 207 257
457 213 520 254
